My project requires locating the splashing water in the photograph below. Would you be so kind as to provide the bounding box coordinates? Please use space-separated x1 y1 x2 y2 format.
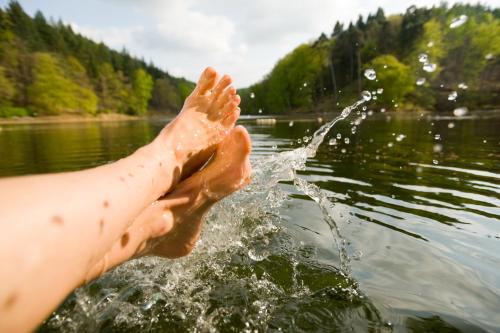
43 96 371 332
423 62 437 73
448 91 458 101
364 68 376 80
418 53 428 63
453 107 468 117
416 77 426 86
450 15 468 29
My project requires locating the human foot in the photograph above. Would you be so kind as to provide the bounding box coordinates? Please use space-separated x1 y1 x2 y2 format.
85 126 251 280
154 67 241 184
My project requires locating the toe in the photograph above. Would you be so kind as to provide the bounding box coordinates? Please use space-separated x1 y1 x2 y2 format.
213 75 232 99
195 67 217 95
222 95 241 115
216 86 236 109
232 125 252 156
222 107 240 128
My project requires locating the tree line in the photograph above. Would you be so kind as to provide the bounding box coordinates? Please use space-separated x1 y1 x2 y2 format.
241 4 500 114
0 1 194 118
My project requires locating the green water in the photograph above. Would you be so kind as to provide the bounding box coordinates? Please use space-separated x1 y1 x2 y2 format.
1 111 499 332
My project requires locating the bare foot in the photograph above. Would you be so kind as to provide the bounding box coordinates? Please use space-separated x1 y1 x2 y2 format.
155 67 241 181
85 126 251 280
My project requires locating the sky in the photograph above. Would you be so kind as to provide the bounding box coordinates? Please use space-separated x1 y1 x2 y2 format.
1 0 499 87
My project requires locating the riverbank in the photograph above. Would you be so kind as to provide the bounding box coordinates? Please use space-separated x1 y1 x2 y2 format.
0 113 146 125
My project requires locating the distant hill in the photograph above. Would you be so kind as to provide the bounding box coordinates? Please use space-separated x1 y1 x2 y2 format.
0 1 194 118
241 4 500 114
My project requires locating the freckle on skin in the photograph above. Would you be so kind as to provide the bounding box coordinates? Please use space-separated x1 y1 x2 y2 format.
99 219 105 233
121 233 130 247
52 215 64 225
119 177 125 182
128 173 134 178
103 200 110 208
4 293 17 309
159 162 162 167
138 164 144 168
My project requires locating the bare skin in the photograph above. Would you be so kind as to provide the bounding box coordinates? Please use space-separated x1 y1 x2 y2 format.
0 67 244 333
86 126 252 281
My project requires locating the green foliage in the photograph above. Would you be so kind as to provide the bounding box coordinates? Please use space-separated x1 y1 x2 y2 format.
242 43 326 114
242 3 499 114
0 105 29 117
130 69 153 115
0 1 189 117
0 65 15 104
28 52 97 115
151 78 182 111
366 55 414 106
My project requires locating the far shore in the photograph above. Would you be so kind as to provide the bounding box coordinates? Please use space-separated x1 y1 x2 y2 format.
0 113 173 125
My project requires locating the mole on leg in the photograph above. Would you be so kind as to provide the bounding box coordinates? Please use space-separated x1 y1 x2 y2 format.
51 215 64 225
121 232 130 248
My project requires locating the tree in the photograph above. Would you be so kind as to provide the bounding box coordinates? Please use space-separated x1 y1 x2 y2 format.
0 66 15 104
28 52 97 115
151 77 182 112
130 68 153 115
95 63 130 113
366 54 414 106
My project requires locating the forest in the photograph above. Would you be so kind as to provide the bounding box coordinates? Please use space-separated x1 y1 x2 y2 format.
0 1 193 118
241 4 500 114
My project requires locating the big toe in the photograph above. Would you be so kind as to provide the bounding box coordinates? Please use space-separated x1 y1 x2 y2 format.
218 126 252 161
195 67 217 95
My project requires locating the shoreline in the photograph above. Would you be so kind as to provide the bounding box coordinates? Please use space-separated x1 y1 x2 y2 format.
0 113 146 125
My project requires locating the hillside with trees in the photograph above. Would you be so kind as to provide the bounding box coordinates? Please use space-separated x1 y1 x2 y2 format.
241 4 500 114
0 1 193 118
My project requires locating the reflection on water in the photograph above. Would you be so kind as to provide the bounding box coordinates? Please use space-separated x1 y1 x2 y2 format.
0 111 499 332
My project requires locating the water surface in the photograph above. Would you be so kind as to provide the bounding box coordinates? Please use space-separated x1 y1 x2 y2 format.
0 111 499 332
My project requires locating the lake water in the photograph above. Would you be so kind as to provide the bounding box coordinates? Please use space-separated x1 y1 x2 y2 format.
1 111 499 332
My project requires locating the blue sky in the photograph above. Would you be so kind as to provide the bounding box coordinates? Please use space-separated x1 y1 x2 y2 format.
1 0 498 87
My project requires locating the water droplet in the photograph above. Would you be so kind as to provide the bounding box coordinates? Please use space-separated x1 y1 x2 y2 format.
297 139 302 144
433 144 443 153
248 249 269 261
434 134 441 141
352 250 363 260
250 92 255 99
367 110 374 116
485 53 493 60
380 108 386 113
361 112 366 120
458 83 468 90
303 82 308 87
423 62 437 72
387 142 394 148
364 68 376 80
361 91 372 101
351 126 357 134
377 88 384 94
418 53 428 63
271 145 277 150
448 91 458 101
373 95 378 100
258 109 263 114
416 77 426 86
344 137 350 144
303 136 310 143
453 107 468 117
336 133 342 139
427 41 435 48
383 64 388 69
448 122 455 129
362 106 367 111
432 159 439 165
483 139 487 143
396 134 406 142
450 15 468 29
289 121 294 127
328 139 337 146
341 148 346 154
